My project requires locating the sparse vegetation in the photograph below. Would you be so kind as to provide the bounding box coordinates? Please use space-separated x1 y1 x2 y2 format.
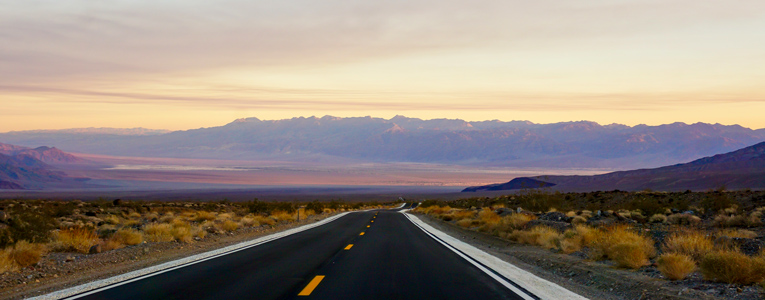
414 189 765 288
0 198 385 275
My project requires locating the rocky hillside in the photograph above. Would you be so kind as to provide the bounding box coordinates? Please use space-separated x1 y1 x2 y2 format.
0 143 83 164
483 141 765 192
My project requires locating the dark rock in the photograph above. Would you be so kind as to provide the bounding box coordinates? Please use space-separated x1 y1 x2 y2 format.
89 244 102 254
85 211 97 217
539 212 572 222
0 211 9 223
112 199 122 206
495 208 513 217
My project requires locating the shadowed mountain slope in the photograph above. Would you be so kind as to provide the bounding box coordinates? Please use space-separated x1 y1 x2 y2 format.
521 141 765 191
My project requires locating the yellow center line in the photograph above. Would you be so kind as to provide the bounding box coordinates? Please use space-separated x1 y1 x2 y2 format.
371 220 374 223
367 225 370 228
344 244 353 250
298 275 325 296
360 232 365 236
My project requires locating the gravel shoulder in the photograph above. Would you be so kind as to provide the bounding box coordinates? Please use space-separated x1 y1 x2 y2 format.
413 213 764 300
0 213 339 300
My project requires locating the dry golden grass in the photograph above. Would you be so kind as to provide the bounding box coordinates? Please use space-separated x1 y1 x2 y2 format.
254 215 276 226
101 239 125 251
110 228 144 246
51 227 98 253
272 211 295 222
144 223 174 242
510 226 561 249
662 230 714 262
610 242 651 269
657 253 696 280
589 225 655 269
159 213 176 223
126 211 141 219
447 210 476 222
477 209 502 232
503 213 536 230
716 229 758 239
574 225 598 246
104 215 121 225
240 216 258 227
221 220 240 232
9 241 45 268
0 248 17 273
171 226 193 243
571 216 587 225
194 211 216 222
699 250 765 284
557 225 598 253
456 219 474 228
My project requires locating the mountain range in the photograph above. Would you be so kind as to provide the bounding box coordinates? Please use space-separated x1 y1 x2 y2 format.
465 141 765 192
1 116 764 169
0 142 85 189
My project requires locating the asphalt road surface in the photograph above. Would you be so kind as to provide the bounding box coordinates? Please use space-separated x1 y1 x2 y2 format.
65 209 529 300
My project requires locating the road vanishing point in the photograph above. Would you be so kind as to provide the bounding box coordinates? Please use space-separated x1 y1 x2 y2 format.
37 205 586 300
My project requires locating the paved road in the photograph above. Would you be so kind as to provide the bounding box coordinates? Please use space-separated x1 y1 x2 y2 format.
67 210 526 300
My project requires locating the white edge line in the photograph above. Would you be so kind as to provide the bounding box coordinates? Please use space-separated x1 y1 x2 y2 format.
30 212 355 300
402 211 589 300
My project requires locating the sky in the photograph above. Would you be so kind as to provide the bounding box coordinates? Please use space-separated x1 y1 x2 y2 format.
2 0 765 131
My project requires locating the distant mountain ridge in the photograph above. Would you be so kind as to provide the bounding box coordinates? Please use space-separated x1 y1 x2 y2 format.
516 141 765 191
1 116 764 169
0 143 83 164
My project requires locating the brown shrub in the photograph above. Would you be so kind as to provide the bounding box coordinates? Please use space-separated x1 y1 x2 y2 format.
657 253 696 280
144 223 174 242
510 226 561 249
667 214 701 226
716 229 758 239
110 228 143 246
194 211 216 222
589 225 655 267
221 220 240 232
10 241 45 267
699 250 765 284
0 249 17 273
503 213 536 230
662 230 714 262
51 227 98 253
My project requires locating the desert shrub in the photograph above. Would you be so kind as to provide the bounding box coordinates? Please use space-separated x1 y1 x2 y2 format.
657 253 696 280
699 250 765 284
477 209 501 232
221 220 239 232
667 213 701 226
240 216 258 227
571 216 587 225
143 223 174 242
254 215 275 226
272 211 295 222
662 230 714 262
2 211 56 247
611 242 651 269
649 214 667 224
159 213 176 223
110 228 143 246
510 226 561 249
194 211 216 222
503 213 536 230
0 248 17 273
304 201 325 214
9 241 45 267
50 227 98 253
456 219 473 228
171 226 193 243
589 225 655 268
713 214 749 228
104 215 121 225
448 210 476 222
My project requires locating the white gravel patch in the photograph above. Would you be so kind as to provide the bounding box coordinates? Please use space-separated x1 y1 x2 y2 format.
403 211 589 300
30 212 351 300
